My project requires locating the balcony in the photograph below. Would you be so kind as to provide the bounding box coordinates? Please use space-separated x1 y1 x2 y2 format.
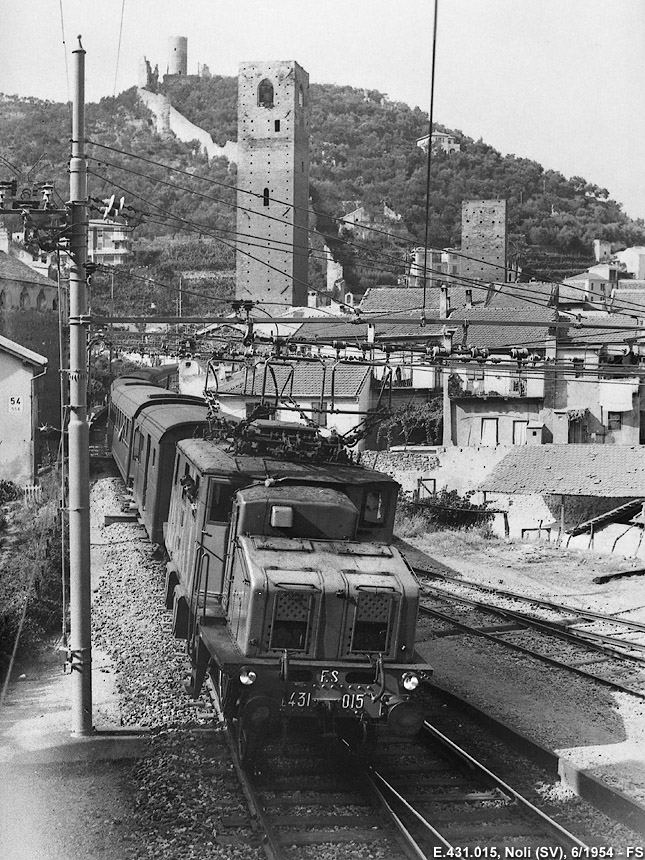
452 377 544 399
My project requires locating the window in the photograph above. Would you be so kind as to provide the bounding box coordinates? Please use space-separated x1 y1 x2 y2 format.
258 78 274 108
132 429 141 460
361 491 385 526
274 119 280 132
607 412 622 431
263 187 270 207
480 418 498 446
208 482 235 523
573 359 584 378
513 420 528 445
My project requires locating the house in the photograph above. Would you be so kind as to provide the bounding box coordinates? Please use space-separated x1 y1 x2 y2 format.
87 219 133 266
477 281 644 446
555 321 642 444
480 445 645 554
614 247 645 280
0 251 58 312
0 334 47 484
215 361 372 447
416 131 461 155
0 251 61 429
445 305 558 447
408 247 462 288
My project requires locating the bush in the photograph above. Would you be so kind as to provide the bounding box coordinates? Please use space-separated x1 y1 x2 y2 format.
0 472 66 680
0 480 20 504
399 487 493 531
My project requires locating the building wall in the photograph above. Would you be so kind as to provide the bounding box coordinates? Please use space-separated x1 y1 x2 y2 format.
461 199 507 284
0 279 57 312
0 350 42 484
451 398 543 446
615 247 645 279
218 389 369 447
0 310 60 429
236 60 310 307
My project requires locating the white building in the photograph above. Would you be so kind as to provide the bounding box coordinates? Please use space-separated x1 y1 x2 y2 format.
0 335 47 484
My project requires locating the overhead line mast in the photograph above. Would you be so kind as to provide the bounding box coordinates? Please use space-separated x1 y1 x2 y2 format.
67 36 93 736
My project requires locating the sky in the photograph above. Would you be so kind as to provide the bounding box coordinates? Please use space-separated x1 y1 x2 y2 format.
1 0 644 221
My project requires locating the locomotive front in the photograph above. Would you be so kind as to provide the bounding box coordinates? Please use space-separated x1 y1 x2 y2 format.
201 482 431 753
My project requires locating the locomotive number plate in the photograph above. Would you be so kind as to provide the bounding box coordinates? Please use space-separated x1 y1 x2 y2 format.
284 691 312 708
340 693 364 710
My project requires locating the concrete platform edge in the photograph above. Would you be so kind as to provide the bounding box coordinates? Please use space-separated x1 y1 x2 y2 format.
431 684 645 835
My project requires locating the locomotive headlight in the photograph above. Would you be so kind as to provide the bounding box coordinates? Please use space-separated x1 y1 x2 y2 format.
239 667 257 686
402 672 419 691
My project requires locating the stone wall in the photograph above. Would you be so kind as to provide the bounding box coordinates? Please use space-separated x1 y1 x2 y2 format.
137 89 237 163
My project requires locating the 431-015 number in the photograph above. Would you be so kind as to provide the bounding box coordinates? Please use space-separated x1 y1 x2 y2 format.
285 691 365 709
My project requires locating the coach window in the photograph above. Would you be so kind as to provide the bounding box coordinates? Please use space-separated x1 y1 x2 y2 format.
208 482 235 523
173 454 181 485
132 429 141 460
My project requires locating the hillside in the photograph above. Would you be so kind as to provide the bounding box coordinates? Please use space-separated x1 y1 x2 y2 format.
1 79 644 311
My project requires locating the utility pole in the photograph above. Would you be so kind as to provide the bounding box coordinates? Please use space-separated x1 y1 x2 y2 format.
67 37 93 735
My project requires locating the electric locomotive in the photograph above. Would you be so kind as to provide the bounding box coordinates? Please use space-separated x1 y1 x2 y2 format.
163 419 432 763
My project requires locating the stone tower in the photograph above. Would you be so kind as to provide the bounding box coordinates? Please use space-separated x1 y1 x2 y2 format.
167 36 188 76
236 61 310 308
461 199 507 283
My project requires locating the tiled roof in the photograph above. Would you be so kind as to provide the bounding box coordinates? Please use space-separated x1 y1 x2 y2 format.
449 306 557 350
294 318 446 344
359 285 485 314
481 445 645 497
217 362 371 399
610 292 645 316
564 271 609 282
560 316 641 346
0 252 54 287
485 282 555 309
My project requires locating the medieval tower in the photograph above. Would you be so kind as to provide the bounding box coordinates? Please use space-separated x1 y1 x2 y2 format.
461 199 507 283
167 36 188 76
236 61 310 307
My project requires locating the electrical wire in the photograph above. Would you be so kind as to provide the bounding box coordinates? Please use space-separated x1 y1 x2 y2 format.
86 165 358 313
84 144 645 322
113 0 126 98
86 162 645 328
422 0 439 311
58 0 71 107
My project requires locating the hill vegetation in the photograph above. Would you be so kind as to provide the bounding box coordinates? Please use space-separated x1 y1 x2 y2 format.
1 76 644 310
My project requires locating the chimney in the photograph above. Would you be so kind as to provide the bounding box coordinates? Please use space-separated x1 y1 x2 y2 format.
440 285 450 319
465 289 473 309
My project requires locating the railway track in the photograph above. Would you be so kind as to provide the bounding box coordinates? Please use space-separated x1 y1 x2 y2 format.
415 566 645 699
207 681 590 858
